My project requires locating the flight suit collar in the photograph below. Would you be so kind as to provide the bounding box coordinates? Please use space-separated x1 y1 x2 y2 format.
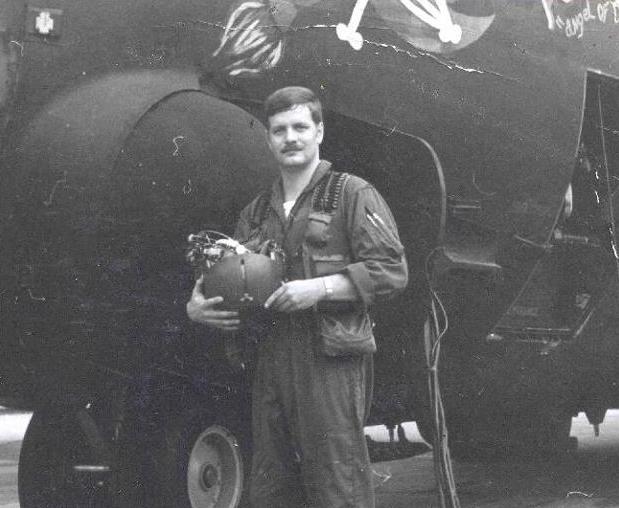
268 160 332 226
302 159 333 194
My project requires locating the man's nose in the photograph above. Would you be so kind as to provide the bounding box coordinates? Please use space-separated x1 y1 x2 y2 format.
284 128 299 142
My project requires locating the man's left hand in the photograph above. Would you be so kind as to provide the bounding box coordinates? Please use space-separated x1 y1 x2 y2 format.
264 279 324 313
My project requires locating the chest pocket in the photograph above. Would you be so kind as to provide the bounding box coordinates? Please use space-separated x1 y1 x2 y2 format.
305 212 332 248
304 172 352 279
303 171 349 249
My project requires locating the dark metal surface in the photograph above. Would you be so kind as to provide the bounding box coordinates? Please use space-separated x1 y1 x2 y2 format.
0 3 618 502
7 0 618 243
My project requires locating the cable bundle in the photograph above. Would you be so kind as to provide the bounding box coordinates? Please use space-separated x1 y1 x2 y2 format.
424 250 461 508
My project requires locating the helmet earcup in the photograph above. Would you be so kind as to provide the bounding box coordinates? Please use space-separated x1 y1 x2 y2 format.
201 253 284 310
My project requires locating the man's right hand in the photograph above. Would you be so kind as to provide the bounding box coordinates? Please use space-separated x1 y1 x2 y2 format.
186 276 240 331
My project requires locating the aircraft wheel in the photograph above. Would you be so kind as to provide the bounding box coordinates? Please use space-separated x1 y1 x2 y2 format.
18 408 117 508
410 387 434 446
506 410 574 457
446 409 574 460
156 408 251 508
414 412 435 446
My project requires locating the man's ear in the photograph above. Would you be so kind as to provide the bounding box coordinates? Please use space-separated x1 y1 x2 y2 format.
317 121 324 144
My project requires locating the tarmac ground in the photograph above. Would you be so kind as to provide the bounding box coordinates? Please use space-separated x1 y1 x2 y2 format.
4 411 619 506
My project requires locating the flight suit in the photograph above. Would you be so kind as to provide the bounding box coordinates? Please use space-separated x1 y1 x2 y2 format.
234 161 408 508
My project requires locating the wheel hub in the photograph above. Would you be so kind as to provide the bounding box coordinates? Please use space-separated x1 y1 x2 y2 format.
187 424 243 508
201 464 219 490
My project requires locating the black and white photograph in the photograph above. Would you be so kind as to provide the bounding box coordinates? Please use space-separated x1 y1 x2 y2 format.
1 0 619 506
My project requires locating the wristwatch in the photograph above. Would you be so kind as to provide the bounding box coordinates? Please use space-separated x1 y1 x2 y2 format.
322 277 334 300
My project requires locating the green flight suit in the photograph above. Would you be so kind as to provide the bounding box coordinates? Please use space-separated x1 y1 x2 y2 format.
234 161 408 508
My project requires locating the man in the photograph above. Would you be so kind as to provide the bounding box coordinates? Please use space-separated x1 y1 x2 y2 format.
187 86 408 507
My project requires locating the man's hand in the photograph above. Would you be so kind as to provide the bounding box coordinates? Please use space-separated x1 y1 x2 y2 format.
264 279 324 313
186 277 240 331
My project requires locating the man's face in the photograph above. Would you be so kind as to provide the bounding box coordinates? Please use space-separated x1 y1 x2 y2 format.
266 104 324 170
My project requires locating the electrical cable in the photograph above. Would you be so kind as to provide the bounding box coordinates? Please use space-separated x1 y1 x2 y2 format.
412 86 618 507
422 247 461 508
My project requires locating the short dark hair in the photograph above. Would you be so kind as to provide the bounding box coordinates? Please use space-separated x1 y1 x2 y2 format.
264 86 323 125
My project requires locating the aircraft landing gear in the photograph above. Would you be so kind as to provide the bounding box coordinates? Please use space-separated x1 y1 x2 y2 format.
154 406 251 508
444 409 575 460
411 375 575 461
18 406 126 508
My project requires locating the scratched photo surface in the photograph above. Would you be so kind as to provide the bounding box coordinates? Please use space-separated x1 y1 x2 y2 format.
1 0 619 506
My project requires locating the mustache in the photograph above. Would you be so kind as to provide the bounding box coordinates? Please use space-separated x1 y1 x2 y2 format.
282 145 302 153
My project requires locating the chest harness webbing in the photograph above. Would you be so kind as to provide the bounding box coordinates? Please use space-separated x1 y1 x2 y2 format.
251 171 350 228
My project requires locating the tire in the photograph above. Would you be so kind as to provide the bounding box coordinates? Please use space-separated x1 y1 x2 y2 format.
409 362 435 447
411 392 435 446
19 408 116 508
411 370 575 460
445 409 574 460
503 410 575 458
155 408 251 508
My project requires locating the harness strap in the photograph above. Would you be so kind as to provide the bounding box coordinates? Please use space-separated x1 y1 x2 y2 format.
251 171 350 226
311 171 350 214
